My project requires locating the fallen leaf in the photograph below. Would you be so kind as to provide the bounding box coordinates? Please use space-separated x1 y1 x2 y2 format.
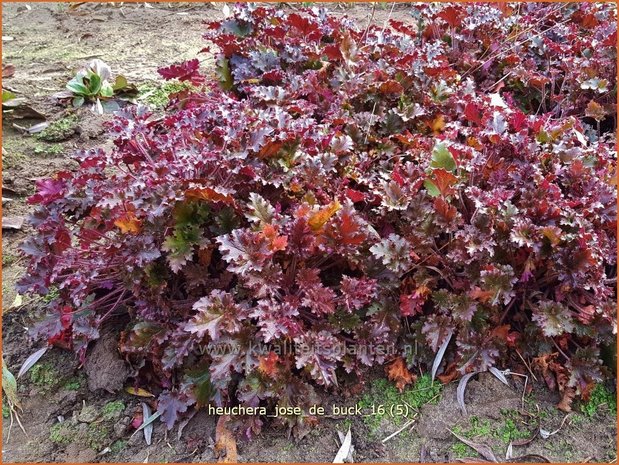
68 2 86 10
333 427 352 463
17 347 47 378
11 105 46 119
457 371 478 415
431 328 453 382
556 387 575 412
132 411 161 435
142 402 153 445
214 415 238 463
386 357 416 392
2 216 24 230
507 454 550 463
450 429 498 462
437 362 459 384
27 122 49 134
125 386 155 397
2 64 15 78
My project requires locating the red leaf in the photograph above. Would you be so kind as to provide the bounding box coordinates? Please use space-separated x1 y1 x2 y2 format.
379 80 404 95
323 44 342 60
28 178 66 205
287 13 321 40
158 58 204 85
464 102 483 126
428 169 458 197
400 285 430 317
391 169 405 187
433 197 457 222
345 188 366 203
324 203 367 247
297 268 336 315
437 6 464 27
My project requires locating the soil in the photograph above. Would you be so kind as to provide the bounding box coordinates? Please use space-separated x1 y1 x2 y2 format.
1 3 617 463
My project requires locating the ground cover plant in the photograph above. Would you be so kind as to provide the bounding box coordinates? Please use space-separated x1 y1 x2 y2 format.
17 2 616 440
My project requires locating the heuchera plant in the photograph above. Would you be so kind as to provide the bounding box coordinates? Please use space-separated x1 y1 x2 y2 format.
19 3 616 437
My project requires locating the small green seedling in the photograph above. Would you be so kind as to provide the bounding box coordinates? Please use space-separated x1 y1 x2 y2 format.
63 59 137 114
2 359 26 441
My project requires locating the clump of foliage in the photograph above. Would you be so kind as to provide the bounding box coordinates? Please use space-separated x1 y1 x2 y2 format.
582 383 617 417
58 59 138 114
18 3 616 438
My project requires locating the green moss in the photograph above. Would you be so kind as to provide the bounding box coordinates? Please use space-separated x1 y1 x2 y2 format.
49 422 77 445
85 423 110 450
543 438 575 461
451 441 474 458
110 439 127 454
2 149 27 169
340 418 352 432
102 400 125 420
497 417 531 444
2 402 10 418
35 115 78 142
582 383 617 417
63 376 83 391
30 362 59 390
453 416 492 440
454 412 531 446
359 374 442 434
138 81 195 109
282 442 294 452
33 143 64 157
2 253 16 267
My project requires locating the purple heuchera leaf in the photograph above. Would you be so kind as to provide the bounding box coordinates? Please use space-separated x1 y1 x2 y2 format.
294 331 344 386
157 58 204 84
296 268 336 315
185 290 249 341
157 390 195 430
